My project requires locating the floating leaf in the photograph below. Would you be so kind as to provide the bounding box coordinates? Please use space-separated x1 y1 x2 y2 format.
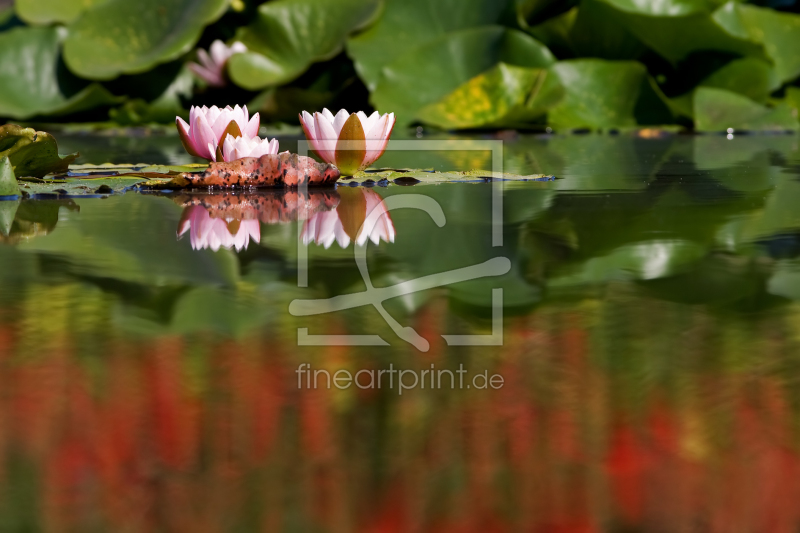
63 0 228 80
418 63 564 129
714 3 800 83
693 87 798 132
0 157 20 197
597 0 764 64
0 27 120 119
15 0 104 24
352 168 555 184
369 26 555 126
547 59 672 130
228 0 381 90
0 125 79 178
698 57 779 103
347 0 517 91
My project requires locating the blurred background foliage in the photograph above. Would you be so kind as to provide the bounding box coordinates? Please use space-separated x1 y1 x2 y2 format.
1 0 800 132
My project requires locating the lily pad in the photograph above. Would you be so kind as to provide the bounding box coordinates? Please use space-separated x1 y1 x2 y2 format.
0 26 120 119
713 3 800 84
369 26 555 126
418 63 564 129
0 157 20 197
15 0 104 25
347 0 517 91
547 59 673 130
693 87 799 132
63 0 228 80
598 0 764 65
0 125 79 178
353 168 556 184
227 0 381 90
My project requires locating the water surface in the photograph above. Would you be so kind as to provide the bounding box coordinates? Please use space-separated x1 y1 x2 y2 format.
2 132 799 532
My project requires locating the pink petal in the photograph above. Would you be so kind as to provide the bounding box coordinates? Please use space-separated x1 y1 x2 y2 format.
246 112 260 138
313 112 338 165
332 109 350 137
321 108 335 122
192 113 217 160
363 114 391 167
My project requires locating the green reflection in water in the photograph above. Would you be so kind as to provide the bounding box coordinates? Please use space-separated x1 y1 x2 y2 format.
0 133 797 531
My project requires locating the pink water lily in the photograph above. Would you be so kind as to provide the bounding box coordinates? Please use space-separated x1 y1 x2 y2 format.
301 189 395 248
299 109 395 176
222 135 281 161
176 105 260 161
178 205 260 252
188 40 246 87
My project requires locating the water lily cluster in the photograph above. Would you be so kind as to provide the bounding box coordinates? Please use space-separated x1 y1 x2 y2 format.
176 106 394 175
176 105 280 163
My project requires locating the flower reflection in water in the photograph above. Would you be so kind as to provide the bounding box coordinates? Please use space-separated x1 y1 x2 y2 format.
302 188 395 248
178 205 260 252
176 188 394 252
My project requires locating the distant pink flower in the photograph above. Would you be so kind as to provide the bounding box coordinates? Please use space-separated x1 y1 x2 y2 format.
299 109 395 175
176 105 260 161
188 40 246 87
178 205 260 252
301 189 395 248
222 135 281 161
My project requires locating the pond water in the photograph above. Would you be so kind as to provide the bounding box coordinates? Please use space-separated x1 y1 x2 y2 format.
1 131 800 531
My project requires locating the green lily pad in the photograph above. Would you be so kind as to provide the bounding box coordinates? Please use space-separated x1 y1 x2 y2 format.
417 63 564 130
352 168 555 184
63 0 228 80
0 26 120 119
598 0 763 65
547 59 673 130
698 57 780 104
714 3 800 84
19 176 147 196
0 125 79 178
228 0 381 90
369 26 555 126
347 0 517 92
0 157 20 197
693 87 799 132
15 0 104 24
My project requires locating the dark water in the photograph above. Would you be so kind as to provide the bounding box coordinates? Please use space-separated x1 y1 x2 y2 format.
2 131 800 532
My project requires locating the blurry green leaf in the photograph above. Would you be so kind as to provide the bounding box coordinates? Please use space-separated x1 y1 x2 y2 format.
547 59 672 130
347 0 516 91
370 27 555 126
109 66 194 125
714 3 800 83
14 0 104 24
249 87 335 123
0 27 120 119
568 0 646 59
228 0 381 90
698 57 779 103
0 125 78 178
597 0 763 64
693 87 798 131
601 0 710 16
515 0 569 28
786 86 800 119
63 0 228 80
418 63 564 129
0 157 20 197
528 7 577 56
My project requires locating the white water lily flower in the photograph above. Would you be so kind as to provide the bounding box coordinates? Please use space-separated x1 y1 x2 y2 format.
176 105 260 161
299 108 395 175
222 135 280 162
188 40 247 87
